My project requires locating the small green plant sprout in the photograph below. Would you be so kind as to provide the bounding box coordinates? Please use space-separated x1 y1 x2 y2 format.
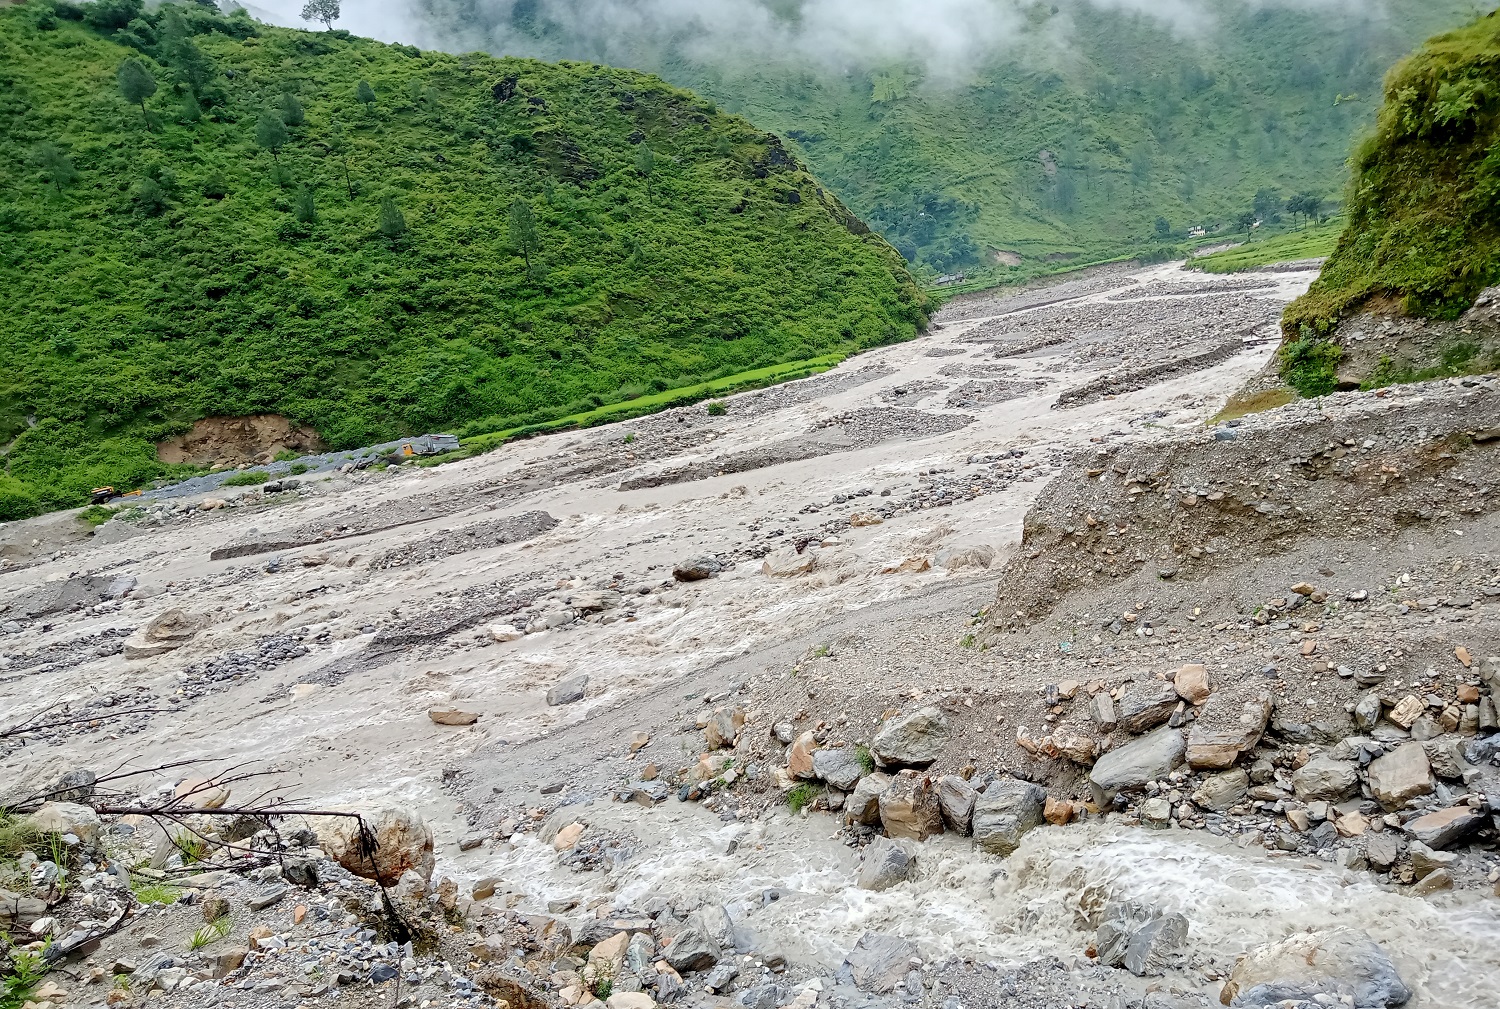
855 745 875 775
785 783 819 813
959 633 977 649
706 400 727 416
187 915 232 950
623 432 636 444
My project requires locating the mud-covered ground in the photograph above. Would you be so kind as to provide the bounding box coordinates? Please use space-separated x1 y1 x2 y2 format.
16 261 1500 1008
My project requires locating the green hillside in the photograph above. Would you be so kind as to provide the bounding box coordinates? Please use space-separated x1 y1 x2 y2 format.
0 0 928 519
412 0 1477 281
1286 12 1500 332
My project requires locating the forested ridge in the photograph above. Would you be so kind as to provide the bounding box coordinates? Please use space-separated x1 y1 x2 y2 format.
411 0 1480 279
0 0 928 518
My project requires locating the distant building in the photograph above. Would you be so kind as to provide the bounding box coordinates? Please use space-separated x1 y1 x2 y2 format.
933 272 967 287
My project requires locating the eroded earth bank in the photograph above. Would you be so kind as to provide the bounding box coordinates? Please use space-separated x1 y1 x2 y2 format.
4 261 1499 1009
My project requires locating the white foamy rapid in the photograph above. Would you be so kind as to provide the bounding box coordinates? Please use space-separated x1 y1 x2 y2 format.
466 801 1500 1006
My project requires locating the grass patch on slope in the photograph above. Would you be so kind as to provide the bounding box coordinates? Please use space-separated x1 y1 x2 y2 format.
1285 12 1500 336
0 2 928 519
1188 220 1343 273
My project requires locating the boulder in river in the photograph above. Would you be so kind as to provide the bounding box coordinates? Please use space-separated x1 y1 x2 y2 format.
856 835 913 892
971 778 1045 856
1222 927 1411 1008
877 771 942 841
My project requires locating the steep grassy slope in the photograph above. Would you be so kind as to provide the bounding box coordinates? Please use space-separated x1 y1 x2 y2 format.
0 1 927 519
1286 12 1500 331
409 0 1476 279
1278 12 1500 396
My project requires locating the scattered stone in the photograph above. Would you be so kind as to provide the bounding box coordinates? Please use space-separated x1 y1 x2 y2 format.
845 773 890 827
786 731 819 779
971 778 1045 856
1173 664 1211 705
1364 832 1401 871
553 823 585 851
1185 689 1272 769
1407 841 1458 881
664 928 720 973
1412 868 1454 896
1292 757 1359 802
428 705 480 726
761 548 815 577
1386 695 1425 730
1090 691 1118 732
547 674 589 707
1192 768 1249 812
1404 806 1484 850
322 806 435 885
673 557 722 582
706 708 746 750
870 707 949 768
26 802 101 845
1138 796 1172 828
1043 796 1074 825
123 609 210 659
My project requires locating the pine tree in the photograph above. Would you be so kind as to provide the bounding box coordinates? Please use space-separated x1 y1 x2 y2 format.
635 145 654 204
300 0 340 30
378 196 406 240
255 111 288 165
508 198 542 278
293 187 316 225
117 58 156 128
281 92 305 128
31 142 77 193
158 6 212 97
356 80 376 113
328 118 354 199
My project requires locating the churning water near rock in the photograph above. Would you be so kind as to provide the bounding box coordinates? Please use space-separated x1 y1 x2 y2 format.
476 801 1500 1006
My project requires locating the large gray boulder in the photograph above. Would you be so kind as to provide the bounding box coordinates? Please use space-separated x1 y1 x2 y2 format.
1223 928 1411 1008
856 835 913 892
813 747 865 791
1089 727 1185 804
936 774 977 835
870 707 949 768
844 773 890 827
1367 743 1433 809
1115 680 1181 734
1186 688 1273 769
664 927 720 973
840 933 917 993
877 771 942 841
971 778 1045 856
546 674 589 706
1097 902 1189 977
1292 757 1359 802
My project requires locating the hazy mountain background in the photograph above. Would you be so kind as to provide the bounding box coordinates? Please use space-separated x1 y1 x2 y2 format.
285 0 1488 278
